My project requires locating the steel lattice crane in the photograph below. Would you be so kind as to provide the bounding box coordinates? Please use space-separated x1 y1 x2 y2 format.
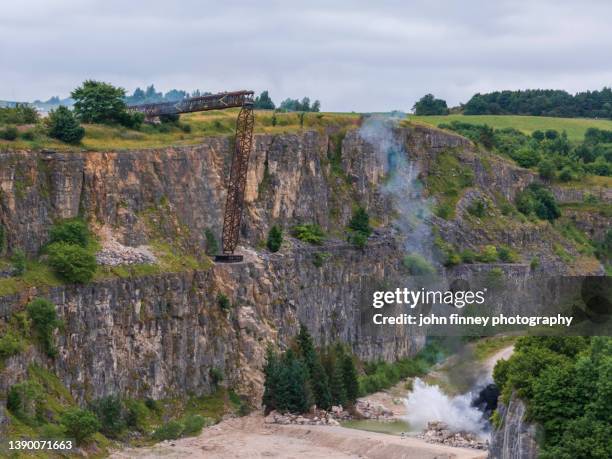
128 90 254 262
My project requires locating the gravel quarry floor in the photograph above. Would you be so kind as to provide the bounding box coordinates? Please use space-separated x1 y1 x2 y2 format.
110 413 486 459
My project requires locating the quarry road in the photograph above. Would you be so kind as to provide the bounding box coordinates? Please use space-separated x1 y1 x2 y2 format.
110 413 486 459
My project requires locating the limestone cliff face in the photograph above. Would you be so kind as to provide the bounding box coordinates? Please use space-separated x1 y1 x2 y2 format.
488 393 538 459
0 124 606 410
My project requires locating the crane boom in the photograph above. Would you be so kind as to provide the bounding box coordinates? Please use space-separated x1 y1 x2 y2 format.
128 90 255 262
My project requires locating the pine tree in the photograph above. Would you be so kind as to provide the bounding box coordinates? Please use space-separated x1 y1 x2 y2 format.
278 350 311 413
296 324 331 409
262 346 280 413
267 225 283 252
341 353 359 404
330 359 347 407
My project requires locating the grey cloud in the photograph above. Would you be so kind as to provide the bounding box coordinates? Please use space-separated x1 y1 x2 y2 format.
1 0 612 111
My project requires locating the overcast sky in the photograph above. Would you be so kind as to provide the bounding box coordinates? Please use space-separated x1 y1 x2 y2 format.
2 0 612 111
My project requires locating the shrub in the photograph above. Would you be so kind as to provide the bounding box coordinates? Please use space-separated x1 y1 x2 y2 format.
182 414 206 436
0 126 18 140
47 242 96 283
159 113 180 123
348 231 368 249
21 130 35 141
267 225 283 252
403 253 435 275
209 367 224 387
47 106 85 144
0 330 25 360
0 223 4 254
558 166 573 182
204 228 218 256
0 104 38 124
7 380 44 423
467 199 486 218
293 223 325 245
152 420 184 441
217 293 230 310
538 159 556 180
530 256 540 270
460 249 477 263
515 184 560 221
49 219 90 247
348 207 372 236
90 395 126 438
312 251 331 267
478 245 499 263
124 399 150 432
497 246 518 263
61 408 100 445
11 248 26 275
26 298 61 357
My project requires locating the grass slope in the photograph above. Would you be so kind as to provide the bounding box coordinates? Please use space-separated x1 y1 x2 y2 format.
0 110 360 151
409 114 612 142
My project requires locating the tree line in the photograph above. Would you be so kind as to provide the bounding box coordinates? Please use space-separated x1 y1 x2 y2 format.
263 324 359 413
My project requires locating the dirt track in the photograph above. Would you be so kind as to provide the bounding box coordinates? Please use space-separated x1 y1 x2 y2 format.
110 413 487 459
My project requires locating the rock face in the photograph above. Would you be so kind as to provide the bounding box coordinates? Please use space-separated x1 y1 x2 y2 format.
0 124 605 411
488 393 538 459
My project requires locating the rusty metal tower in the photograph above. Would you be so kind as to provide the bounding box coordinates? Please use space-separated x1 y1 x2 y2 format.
128 90 255 262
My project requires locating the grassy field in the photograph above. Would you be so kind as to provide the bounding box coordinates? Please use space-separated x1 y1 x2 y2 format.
409 114 612 142
0 110 360 151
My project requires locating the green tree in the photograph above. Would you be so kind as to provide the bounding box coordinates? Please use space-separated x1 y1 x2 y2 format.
348 207 372 236
72 80 127 124
267 225 283 252
538 159 556 180
341 353 359 404
413 94 449 115
47 106 85 144
47 242 97 283
26 298 61 357
262 346 281 413
61 408 100 445
329 359 347 407
204 228 218 256
49 219 90 247
254 90 275 109
90 395 126 438
297 324 332 409
277 350 311 413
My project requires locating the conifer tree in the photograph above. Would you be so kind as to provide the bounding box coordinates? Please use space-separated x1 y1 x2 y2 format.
296 324 331 409
341 353 360 404
330 359 347 407
262 346 280 413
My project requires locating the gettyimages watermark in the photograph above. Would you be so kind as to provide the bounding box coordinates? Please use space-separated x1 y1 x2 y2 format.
362 275 611 336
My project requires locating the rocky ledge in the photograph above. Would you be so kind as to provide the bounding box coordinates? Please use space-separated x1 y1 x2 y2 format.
264 406 353 426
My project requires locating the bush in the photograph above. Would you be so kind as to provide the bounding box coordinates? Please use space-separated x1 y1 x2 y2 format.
530 256 540 270
47 106 85 144
61 408 100 445
497 246 518 263
26 298 61 357
209 367 224 387
217 293 230 310
478 245 499 263
7 380 44 423
152 420 184 441
267 225 283 252
90 395 126 438
204 228 218 256
0 126 18 140
0 104 38 124
516 184 560 221
558 166 574 182
182 414 206 436
403 253 435 275
467 199 486 217
538 159 556 180
11 248 26 275
293 223 325 245
47 242 97 283
21 130 35 141
49 219 90 247
348 207 372 236
0 330 25 360
460 249 477 263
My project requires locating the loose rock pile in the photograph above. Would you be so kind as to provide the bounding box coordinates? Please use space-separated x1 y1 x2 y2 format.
96 240 156 266
264 406 351 426
354 400 395 420
418 421 489 450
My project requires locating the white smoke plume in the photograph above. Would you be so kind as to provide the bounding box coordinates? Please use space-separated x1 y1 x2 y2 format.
358 114 434 256
404 378 490 439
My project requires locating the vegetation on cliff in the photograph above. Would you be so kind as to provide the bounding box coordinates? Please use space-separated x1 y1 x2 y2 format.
493 336 612 459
